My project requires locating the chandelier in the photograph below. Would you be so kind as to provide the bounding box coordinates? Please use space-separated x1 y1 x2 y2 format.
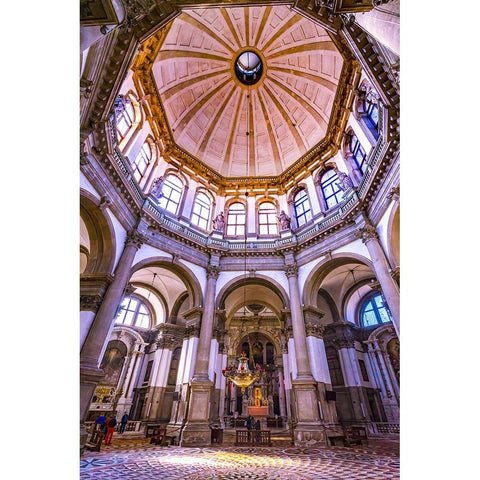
222 353 264 394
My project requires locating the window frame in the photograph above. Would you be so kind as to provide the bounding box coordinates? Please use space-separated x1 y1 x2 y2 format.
115 295 152 329
293 188 312 228
257 201 279 236
320 169 344 209
350 135 367 174
131 141 152 182
226 202 246 237
191 191 212 231
158 173 184 216
359 292 393 328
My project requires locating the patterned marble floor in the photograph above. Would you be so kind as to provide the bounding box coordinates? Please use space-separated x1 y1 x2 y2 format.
80 438 399 479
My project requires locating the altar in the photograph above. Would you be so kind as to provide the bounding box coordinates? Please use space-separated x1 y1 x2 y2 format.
247 406 268 417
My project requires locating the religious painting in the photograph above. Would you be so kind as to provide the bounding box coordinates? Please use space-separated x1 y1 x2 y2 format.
387 338 400 384
100 340 127 386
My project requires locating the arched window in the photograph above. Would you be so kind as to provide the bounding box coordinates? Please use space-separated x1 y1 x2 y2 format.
191 192 211 230
364 94 379 130
258 202 278 235
226 202 246 236
320 169 344 209
115 296 151 329
158 174 184 215
350 135 367 174
293 189 312 227
115 96 136 141
360 293 392 327
326 347 344 386
131 142 152 182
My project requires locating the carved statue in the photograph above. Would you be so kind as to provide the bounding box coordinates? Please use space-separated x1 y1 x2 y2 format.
336 170 354 191
278 210 291 230
213 212 225 232
150 176 164 198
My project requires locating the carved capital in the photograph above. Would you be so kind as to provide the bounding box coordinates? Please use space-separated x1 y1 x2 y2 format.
80 295 103 312
184 325 200 339
206 265 221 280
156 335 177 351
125 230 144 249
387 186 400 202
284 263 298 278
355 224 378 244
305 322 325 338
334 335 355 350
98 195 112 211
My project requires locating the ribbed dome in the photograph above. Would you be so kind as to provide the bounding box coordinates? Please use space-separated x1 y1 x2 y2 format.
152 5 344 177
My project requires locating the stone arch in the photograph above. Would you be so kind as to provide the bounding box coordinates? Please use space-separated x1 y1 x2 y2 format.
130 257 203 309
317 288 340 323
80 189 116 274
216 274 290 311
386 200 400 268
302 253 374 307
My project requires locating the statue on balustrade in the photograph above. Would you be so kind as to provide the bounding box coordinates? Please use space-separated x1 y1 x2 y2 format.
335 169 354 191
278 211 291 230
213 212 225 232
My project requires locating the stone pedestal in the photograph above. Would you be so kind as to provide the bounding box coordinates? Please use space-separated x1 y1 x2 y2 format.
180 380 213 446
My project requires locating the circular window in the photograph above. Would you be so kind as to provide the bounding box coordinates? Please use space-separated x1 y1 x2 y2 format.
234 51 263 85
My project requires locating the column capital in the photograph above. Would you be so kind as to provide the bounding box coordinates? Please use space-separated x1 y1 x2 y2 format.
184 325 201 339
284 263 298 278
305 322 325 339
333 335 355 350
355 223 378 244
206 264 221 280
125 229 145 249
387 185 400 202
156 335 177 351
80 295 103 312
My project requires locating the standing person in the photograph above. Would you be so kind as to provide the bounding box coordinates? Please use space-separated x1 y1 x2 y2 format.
104 416 117 445
254 419 261 443
119 412 129 434
95 414 106 432
246 415 253 442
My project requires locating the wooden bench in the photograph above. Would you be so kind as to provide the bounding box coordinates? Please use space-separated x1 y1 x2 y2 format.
84 429 104 452
149 427 176 446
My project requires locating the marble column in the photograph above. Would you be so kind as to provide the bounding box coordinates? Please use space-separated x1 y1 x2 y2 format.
284 263 326 444
336 338 368 421
304 321 338 424
181 265 220 446
366 341 399 423
79 230 143 447
116 342 145 415
147 336 175 421
356 223 400 335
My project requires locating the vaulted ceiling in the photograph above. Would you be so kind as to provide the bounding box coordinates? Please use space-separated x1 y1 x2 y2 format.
151 5 344 177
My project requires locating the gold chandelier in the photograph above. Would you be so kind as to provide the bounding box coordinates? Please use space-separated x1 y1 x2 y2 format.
222 353 264 394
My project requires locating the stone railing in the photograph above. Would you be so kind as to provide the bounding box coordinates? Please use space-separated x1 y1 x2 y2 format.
84 420 144 434
371 422 400 434
101 101 398 254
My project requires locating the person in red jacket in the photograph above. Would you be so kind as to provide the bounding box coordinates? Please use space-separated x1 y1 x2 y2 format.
104 416 117 445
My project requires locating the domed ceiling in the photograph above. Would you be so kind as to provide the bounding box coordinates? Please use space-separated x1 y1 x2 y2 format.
152 6 344 177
